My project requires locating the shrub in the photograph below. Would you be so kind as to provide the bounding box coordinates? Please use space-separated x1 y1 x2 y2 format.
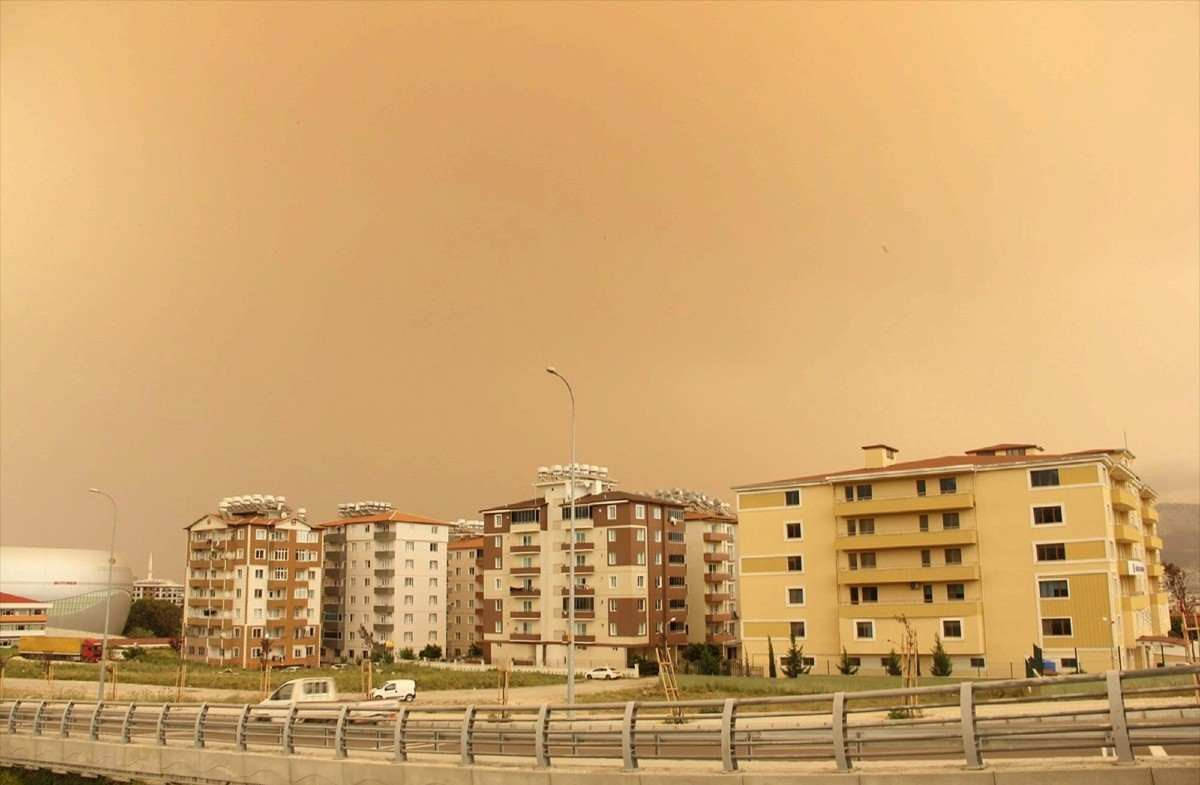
419 644 442 660
767 637 777 679
883 649 902 677
399 648 415 660
467 643 483 658
930 635 953 677
781 630 811 678
836 648 859 675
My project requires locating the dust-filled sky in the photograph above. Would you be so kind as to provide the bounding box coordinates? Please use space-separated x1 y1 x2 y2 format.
2 2 1197 581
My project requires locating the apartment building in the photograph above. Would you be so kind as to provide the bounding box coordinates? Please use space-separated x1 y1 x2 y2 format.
684 510 740 659
132 554 185 606
481 464 690 669
183 495 323 668
447 536 485 659
0 593 50 646
320 502 449 662
735 443 1170 677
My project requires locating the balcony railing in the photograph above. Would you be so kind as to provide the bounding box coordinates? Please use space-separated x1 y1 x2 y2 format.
834 492 974 518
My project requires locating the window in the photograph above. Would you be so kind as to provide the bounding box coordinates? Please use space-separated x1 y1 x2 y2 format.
855 484 872 500
653 506 661 519
848 553 858 571
843 486 854 502
785 522 803 539
635 575 645 588
942 512 960 530
607 552 616 566
1042 618 1072 636
947 583 965 600
859 552 876 569
849 586 859 604
607 505 617 520
920 549 931 567
609 623 618 636
942 619 963 638
493 513 502 527
790 621 806 638
1031 469 1060 487
854 620 874 640
784 490 800 506
607 529 616 542
636 528 646 542
919 514 929 532
944 548 962 565
861 586 878 603
1038 579 1069 598
970 657 986 669
1060 657 1078 669
635 504 645 520
858 519 875 535
512 509 539 523
916 479 926 497
1036 543 1066 561
786 587 805 605
636 552 646 565
939 477 957 494
1033 506 1064 525
923 584 933 604
254 548 266 559
787 555 804 572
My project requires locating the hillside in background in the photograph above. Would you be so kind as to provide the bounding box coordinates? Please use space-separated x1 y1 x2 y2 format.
1158 503 1200 592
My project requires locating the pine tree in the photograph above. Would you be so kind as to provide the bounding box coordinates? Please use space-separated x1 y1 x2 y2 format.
767 636 777 678
883 648 902 677
781 629 811 677
930 634 953 677
836 647 859 675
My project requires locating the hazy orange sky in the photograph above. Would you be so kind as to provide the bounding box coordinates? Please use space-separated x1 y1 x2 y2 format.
2 2 1197 580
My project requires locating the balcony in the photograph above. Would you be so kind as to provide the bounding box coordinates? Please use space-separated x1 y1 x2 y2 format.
703 552 731 563
703 532 731 543
1145 535 1163 551
511 518 541 532
705 613 734 623
511 610 540 619
705 593 733 603
1147 562 1164 578
510 587 541 597
561 610 596 620
511 566 541 576
561 586 593 595
510 545 541 554
325 533 344 545
374 585 395 595
561 565 594 574
708 632 738 644
373 623 394 632
1113 524 1141 543
511 632 541 642
665 631 688 645
1121 594 1149 612
837 564 980 585
834 492 974 518
837 600 982 619
374 567 395 576
834 528 977 551
704 573 733 584
373 531 395 541
373 604 392 614
560 542 594 551
1118 560 1146 577
1111 486 1138 511
1142 506 1159 524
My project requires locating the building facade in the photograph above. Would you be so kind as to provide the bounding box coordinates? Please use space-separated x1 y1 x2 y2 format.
684 510 740 659
183 495 323 669
735 444 1170 677
0 592 50 646
320 502 449 662
481 464 690 669
0 547 133 636
447 536 484 659
132 554 185 606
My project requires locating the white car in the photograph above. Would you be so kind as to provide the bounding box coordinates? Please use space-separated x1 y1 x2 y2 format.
370 678 417 701
584 667 622 680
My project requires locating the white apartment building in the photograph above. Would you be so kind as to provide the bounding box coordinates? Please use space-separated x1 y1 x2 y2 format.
321 502 449 661
132 554 185 606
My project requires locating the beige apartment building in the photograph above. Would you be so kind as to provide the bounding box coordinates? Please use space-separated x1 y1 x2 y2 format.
684 510 740 659
447 536 485 659
481 464 690 669
735 444 1170 677
320 502 449 662
183 495 323 668
132 554 185 606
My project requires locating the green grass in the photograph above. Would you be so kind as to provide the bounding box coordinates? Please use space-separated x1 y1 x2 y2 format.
0 648 563 694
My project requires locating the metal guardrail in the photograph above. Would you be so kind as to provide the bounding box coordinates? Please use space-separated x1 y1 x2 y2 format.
1 665 1198 772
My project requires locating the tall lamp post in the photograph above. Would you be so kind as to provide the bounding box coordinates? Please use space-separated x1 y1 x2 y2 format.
89 488 118 701
545 366 577 706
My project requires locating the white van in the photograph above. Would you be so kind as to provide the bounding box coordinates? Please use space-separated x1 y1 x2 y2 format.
370 679 417 701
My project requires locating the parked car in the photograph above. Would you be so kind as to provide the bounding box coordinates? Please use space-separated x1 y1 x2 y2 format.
584 666 622 680
257 677 398 720
370 679 417 701
279 665 302 672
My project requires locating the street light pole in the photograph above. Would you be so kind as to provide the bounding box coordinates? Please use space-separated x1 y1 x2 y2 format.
89 488 118 701
546 367 577 706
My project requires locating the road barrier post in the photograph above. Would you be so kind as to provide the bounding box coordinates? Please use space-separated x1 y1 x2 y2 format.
89 702 104 741
334 705 350 759
621 702 638 771
1106 671 1134 763
235 704 250 752
960 682 982 769
282 705 298 754
392 706 409 763
59 701 74 738
193 703 209 749
121 703 136 744
721 698 738 772
460 704 477 765
832 692 853 771
155 705 170 745
31 701 46 736
534 704 551 768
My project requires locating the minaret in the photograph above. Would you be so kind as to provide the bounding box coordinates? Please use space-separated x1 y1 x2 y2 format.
147 553 153 581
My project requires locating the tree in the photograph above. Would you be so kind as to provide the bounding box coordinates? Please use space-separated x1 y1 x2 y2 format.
767 637 777 678
1164 563 1189 611
419 644 442 660
781 630 811 677
930 635 953 677
1025 644 1044 677
836 647 859 675
467 643 483 658
398 647 415 660
124 626 155 640
122 599 182 638
883 649 902 677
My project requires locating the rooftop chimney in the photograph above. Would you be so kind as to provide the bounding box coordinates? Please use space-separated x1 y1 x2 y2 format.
862 444 899 469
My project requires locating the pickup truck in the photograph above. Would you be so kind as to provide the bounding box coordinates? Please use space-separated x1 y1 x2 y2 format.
256 677 405 719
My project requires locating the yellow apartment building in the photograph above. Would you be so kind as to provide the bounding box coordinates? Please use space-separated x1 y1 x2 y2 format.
734 443 1170 677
